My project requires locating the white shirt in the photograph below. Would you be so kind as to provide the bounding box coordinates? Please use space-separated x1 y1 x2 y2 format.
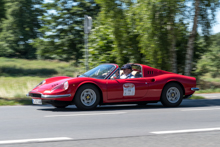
120 73 135 79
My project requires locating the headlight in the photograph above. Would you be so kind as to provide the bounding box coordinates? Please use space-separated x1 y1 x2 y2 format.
64 81 69 90
52 81 69 92
35 80 46 88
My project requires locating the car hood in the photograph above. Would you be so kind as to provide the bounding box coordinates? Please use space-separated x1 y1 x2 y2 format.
33 77 75 92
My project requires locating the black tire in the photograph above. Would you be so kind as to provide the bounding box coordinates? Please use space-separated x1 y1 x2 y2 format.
161 83 183 107
74 84 100 110
52 104 68 108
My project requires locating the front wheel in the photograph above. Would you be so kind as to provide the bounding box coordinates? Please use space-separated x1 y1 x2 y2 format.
161 83 183 107
74 84 100 110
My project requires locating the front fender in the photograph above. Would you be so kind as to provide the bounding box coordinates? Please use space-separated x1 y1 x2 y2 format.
73 81 107 103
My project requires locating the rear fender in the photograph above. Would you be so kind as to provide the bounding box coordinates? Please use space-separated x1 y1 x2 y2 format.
162 80 185 96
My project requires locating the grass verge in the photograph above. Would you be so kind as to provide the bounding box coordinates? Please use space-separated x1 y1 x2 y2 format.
189 95 205 100
195 88 220 94
0 76 45 99
0 57 83 77
0 98 32 106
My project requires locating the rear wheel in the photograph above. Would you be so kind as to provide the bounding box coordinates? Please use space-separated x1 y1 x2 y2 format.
161 83 183 107
74 84 100 110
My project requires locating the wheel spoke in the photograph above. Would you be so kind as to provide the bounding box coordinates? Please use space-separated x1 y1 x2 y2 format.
166 87 180 103
80 89 97 106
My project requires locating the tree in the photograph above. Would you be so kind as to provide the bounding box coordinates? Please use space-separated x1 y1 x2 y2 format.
88 14 117 68
0 0 43 59
136 0 184 72
94 0 146 67
32 0 100 63
93 0 187 71
0 0 6 22
184 0 220 76
92 0 212 74
196 33 220 78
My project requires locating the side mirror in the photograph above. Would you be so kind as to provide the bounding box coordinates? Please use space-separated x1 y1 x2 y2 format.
77 75 80 77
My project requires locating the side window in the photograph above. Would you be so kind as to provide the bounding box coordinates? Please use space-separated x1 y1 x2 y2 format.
131 65 143 78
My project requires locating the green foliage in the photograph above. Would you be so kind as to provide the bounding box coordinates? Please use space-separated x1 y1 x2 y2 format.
136 0 173 70
0 0 43 59
94 0 129 66
32 0 100 63
92 0 217 73
0 0 219 77
0 0 6 21
93 0 188 71
88 15 117 68
195 33 220 78
198 0 220 39
184 0 220 76
92 0 145 67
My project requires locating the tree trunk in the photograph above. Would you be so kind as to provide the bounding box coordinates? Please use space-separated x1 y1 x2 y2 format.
184 0 200 76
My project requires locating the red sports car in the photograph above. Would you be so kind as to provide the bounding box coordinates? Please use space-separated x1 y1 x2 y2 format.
27 63 199 110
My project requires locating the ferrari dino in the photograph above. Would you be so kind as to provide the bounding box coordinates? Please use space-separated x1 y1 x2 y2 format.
27 63 199 110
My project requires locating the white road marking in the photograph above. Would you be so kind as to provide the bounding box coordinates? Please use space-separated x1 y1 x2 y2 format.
151 127 220 134
181 107 220 111
0 137 72 145
45 112 127 117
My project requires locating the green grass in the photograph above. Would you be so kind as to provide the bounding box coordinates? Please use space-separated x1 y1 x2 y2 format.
0 57 85 99
0 76 45 99
0 57 83 77
195 88 220 94
189 95 205 100
0 98 32 106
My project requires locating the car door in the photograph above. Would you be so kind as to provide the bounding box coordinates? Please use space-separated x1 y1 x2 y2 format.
106 78 148 101
106 79 125 101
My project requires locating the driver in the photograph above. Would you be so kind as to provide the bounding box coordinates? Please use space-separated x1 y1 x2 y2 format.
120 64 135 79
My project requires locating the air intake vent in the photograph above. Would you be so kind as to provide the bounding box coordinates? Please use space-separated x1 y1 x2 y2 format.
148 71 154 74
30 93 42 98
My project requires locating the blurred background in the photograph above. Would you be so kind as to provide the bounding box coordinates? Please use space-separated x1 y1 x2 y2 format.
0 0 220 103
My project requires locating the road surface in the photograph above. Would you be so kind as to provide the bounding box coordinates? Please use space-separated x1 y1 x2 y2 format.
1 94 220 147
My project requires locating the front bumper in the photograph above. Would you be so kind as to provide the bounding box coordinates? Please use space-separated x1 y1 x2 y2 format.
191 87 200 91
26 93 71 98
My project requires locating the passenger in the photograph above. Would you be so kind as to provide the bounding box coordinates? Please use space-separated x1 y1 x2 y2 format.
120 64 135 79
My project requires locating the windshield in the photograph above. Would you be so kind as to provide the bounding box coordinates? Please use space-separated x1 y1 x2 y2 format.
79 64 116 79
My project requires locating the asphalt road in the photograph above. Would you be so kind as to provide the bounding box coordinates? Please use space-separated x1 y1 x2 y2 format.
1 93 220 147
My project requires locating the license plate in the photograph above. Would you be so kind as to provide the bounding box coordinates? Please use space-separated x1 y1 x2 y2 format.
32 99 42 105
